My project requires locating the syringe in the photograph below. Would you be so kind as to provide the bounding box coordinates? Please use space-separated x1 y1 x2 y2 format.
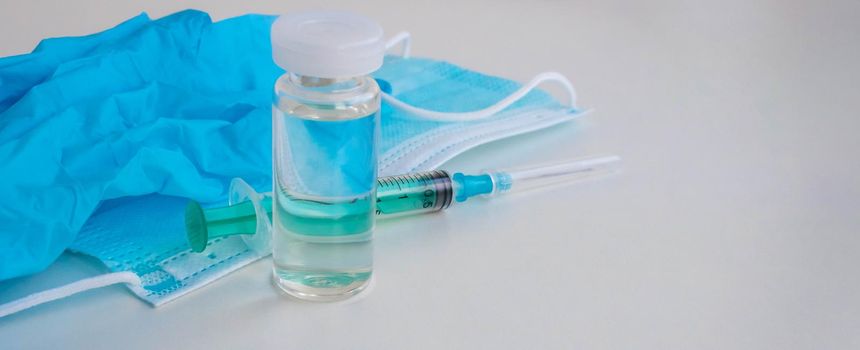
185 155 621 253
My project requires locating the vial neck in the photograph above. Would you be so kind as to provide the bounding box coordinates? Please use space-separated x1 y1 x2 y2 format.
288 73 363 91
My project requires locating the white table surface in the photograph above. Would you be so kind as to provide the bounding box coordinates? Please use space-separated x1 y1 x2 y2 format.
1 0 859 349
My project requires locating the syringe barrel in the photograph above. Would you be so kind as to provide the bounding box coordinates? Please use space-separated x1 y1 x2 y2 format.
376 170 454 217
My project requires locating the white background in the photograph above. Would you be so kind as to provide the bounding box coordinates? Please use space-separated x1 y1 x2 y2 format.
1 0 859 349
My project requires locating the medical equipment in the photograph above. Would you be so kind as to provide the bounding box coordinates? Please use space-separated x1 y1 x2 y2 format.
185 155 622 254
0 9 587 311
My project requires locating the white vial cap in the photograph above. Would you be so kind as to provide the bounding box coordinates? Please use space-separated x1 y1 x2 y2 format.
271 11 385 78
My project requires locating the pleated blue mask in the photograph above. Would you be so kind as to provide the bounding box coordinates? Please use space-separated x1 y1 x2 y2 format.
0 10 587 313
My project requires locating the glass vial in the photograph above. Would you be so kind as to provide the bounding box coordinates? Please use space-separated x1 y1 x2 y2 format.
269 11 385 301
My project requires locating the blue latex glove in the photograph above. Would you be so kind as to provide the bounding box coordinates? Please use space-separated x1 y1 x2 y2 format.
0 10 283 279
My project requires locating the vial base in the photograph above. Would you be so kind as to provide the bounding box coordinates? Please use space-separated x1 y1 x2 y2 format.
273 266 371 302
272 232 372 301
271 191 374 301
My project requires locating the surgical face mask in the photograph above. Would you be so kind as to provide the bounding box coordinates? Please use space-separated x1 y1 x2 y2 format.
0 11 587 316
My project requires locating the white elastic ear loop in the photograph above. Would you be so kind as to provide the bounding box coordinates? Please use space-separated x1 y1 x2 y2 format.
0 271 141 318
385 31 411 58
382 32 579 122
381 71 579 122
